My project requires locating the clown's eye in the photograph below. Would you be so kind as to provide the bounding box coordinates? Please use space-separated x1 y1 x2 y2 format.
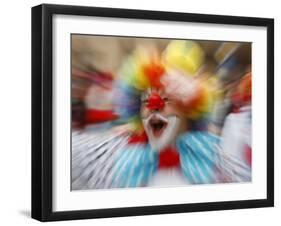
163 97 169 102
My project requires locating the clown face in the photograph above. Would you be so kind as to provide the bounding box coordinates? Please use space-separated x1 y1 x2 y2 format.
140 88 187 152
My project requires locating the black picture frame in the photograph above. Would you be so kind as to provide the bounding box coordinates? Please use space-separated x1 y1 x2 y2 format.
32 3 274 222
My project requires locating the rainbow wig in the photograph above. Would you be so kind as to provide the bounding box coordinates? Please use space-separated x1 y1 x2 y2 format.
114 40 216 133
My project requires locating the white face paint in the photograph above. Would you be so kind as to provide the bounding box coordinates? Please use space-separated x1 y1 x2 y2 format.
142 113 182 152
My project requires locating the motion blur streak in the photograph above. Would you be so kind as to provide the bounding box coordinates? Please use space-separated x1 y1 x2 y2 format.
71 35 252 190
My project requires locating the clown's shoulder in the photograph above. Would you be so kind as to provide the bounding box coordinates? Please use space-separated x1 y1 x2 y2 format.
111 143 158 188
177 131 251 184
176 131 220 159
178 131 220 146
176 131 223 184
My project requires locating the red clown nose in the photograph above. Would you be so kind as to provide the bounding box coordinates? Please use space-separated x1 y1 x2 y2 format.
146 91 165 110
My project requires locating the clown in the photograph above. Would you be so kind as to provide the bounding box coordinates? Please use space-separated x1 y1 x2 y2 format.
72 40 251 190
110 40 228 188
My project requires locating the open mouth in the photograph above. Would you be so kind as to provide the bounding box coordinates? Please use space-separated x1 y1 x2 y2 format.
149 117 168 137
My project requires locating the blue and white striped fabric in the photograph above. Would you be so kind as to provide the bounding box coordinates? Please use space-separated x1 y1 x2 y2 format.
72 129 131 190
111 132 222 187
72 130 251 190
177 132 221 184
111 144 158 188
